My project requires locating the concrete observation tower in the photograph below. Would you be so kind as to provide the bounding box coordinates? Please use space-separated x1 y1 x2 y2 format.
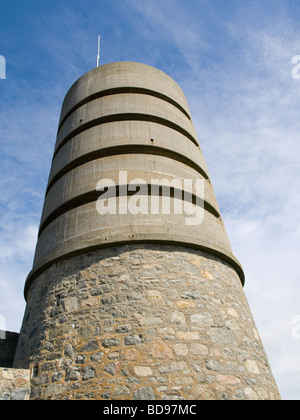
14 62 280 400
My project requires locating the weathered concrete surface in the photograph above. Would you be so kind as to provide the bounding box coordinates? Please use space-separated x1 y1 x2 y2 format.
24 62 243 298
56 93 199 152
41 154 219 228
48 121 210 188
31 201 240 290
14 246 280 400
58 62 192 127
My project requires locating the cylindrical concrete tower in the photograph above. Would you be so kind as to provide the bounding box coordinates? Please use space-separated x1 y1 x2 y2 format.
14 62 280 400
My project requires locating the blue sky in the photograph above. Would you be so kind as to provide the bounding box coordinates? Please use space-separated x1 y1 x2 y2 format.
1 0 300 400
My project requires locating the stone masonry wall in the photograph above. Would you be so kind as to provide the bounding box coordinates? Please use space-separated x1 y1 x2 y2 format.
14 245 280 400
0 368 30 400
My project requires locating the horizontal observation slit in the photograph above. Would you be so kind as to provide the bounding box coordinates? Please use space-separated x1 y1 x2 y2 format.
54 114 199 159
46 145 210 196
38 185 221 238
58 87 192 132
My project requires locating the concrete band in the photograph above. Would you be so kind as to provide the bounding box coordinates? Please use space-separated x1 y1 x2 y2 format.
49 120 210 188
58 87 192 132
38 186 221 241
41 154 220 229
59 62 192 125
24 199 244 300
46 145 211 200
55 108 199 155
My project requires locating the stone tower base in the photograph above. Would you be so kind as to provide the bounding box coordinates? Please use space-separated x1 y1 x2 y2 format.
14 245 280 400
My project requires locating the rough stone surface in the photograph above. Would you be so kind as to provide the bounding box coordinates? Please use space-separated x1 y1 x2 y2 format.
14 245 280 400
0 368 30 400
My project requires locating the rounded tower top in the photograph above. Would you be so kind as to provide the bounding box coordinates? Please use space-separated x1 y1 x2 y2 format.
59 62 193 128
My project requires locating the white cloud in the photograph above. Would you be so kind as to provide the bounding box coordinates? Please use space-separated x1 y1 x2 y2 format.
0 224 38 332
0 224 38 263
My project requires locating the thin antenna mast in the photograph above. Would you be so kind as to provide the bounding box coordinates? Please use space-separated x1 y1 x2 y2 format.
97 35 100 67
